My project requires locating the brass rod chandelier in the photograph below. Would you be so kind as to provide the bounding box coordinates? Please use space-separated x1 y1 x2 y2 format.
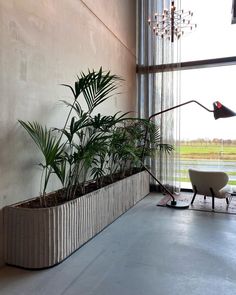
148 0 197 42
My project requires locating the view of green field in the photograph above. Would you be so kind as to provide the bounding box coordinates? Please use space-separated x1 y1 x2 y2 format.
179 141 236 185
181 143 236 160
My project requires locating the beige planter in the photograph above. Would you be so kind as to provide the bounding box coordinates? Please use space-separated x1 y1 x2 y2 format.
4 171 149 269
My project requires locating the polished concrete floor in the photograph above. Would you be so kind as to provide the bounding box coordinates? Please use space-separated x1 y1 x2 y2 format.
1 193 236 295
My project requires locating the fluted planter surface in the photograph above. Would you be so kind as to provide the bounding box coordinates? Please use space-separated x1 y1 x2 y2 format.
4 171 149 269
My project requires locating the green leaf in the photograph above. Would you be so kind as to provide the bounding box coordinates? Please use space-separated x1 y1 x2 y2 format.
61 84 76 98
19 120 65 168
78 67 122 113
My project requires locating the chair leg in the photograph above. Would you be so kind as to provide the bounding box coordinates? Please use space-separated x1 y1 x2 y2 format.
212 196 215 210
210 188 215 210
191 185 197 205
204 195 206 200
191 192 197 204
226 198 229 205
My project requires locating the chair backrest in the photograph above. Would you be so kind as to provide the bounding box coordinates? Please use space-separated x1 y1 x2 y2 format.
188 169 229 196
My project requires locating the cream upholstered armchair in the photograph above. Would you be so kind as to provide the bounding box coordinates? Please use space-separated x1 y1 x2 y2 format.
188 169 232 210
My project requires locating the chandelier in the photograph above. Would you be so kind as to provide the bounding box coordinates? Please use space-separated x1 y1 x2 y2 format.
148 1 197 42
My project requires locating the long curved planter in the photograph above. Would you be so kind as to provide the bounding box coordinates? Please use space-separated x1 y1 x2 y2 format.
4 171 149 269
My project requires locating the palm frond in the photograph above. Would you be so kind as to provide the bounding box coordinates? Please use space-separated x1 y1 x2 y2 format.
156 143 174 154
60 100 83 117
78 67 122 113
61 84 76 98
19 120 64 167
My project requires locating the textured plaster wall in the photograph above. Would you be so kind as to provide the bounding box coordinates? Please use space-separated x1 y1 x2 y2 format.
0 0 136 267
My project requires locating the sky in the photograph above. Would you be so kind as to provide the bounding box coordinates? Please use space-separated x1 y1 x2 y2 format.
179 0 236 140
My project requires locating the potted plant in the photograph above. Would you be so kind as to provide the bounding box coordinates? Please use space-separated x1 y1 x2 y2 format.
4 68 172 269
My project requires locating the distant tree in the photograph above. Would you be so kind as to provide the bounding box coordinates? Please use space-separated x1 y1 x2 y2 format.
225 139 232 145
212 138 220 145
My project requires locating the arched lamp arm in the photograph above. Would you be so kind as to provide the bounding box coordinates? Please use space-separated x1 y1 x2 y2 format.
141 100 214 163
140 99 235 208
141 100 214 206
148 100 213 121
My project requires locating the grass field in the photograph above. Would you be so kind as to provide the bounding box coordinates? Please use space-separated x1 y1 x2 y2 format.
179 143 236 185
178 177 236 185
180 144 236 160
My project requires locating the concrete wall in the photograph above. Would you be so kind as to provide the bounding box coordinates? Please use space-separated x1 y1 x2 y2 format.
0 0 136 267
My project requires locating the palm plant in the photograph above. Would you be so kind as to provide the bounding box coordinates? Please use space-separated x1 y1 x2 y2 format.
19 67 173 208
18 121 65 207
19 68 121 206
59 68 122 199
117 119 174 174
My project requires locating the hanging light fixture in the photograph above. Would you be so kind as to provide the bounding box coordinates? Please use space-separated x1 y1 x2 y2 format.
148 0 197 42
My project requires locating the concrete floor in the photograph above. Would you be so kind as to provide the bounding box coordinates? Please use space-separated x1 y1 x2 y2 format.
0 193 236 295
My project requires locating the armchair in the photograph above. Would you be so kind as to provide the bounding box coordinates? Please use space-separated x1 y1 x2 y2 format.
188 169 232 210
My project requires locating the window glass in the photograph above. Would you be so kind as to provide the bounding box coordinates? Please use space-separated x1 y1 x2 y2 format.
180 0 236 61
180 66 236 188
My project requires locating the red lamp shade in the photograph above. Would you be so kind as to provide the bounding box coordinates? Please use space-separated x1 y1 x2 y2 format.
213 101 236 120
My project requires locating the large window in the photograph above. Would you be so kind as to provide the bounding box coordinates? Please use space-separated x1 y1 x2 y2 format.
181 0 236 61
179 0 236 188
136 0 236 190
180 66 236 188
